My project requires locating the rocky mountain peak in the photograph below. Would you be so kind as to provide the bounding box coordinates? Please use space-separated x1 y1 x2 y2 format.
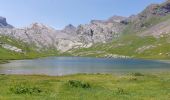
90 20 105 24
107 16 127 23
27 23 55 31
139 1 170 18
0 16 13 28
62 24 76 34
159 0 170 14
90 16 126 24
122 0 170 32
64 24 76 31
0 16 7 26
29 23 48 29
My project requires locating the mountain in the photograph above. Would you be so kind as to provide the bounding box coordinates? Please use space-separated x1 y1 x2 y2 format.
0 23 83 52
62 24 76 34
0 15 126 53
71 0 170 59
122 0 170 34
1 0 170 59
0 16 13 28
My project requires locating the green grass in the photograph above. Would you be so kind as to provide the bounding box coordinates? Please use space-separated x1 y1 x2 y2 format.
0 72 169 100
70 34 170 59
0 34 62 62
1 34 170 60
0 60 9 64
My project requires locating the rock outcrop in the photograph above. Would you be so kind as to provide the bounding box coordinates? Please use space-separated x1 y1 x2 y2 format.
62 24 76 34
1 44 22 53
119 0 170 35
0 16 13 28
76 16 126 44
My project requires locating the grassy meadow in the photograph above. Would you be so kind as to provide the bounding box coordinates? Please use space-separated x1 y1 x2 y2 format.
0 72 169 100
71 35 170 59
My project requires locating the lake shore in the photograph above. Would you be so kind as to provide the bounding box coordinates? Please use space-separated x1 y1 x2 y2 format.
0 72 169 100
1 54 170 64
0 60 9 64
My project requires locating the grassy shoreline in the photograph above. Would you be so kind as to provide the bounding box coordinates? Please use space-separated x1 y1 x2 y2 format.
0 60 9 64
0 72 169 100
1 55 169 65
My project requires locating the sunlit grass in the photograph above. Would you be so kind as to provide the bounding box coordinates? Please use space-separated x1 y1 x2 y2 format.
0 72 169 100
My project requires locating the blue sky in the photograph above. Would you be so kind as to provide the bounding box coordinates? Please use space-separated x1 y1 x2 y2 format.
0 0 165 29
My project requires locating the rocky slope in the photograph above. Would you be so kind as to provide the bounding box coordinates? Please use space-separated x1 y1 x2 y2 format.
71 0 170 59
1 0 170 59
76 16 126 44
0 23 83 52
0 16 126 52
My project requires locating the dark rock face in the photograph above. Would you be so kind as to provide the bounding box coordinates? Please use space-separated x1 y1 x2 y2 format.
0 17 7 26
0 16 13 28
139 1 170 18
158 0 170 15
132 1 170 22
62 24 76 34
120 1 170 33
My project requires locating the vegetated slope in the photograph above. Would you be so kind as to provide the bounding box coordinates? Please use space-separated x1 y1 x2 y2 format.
0 34 59 60
70 1 170 59
70 34 170 59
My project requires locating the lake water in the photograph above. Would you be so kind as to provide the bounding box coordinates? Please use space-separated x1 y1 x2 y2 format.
0 57 170 76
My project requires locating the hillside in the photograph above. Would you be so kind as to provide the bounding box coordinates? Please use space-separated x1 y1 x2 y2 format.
1 0 170 60
70 0 170 59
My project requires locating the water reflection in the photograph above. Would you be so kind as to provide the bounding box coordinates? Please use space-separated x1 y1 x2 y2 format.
0 57 170 76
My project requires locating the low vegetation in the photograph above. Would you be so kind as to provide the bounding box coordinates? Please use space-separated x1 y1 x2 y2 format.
67 80 91 88
71 34 170 59
0 60 9 64
10 84 42 94
0 72 169 100
0 35 61 63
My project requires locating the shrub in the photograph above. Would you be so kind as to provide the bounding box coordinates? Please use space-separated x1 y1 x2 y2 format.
115 88 127 95
128 76 138 81
129 72 144 76
10 84 42 94
67 80 91 88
